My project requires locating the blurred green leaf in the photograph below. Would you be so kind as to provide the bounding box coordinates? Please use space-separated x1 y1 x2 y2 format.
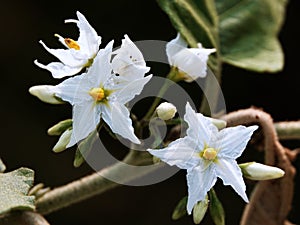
157 0 288 73
209 189 225 225
0 168 35 216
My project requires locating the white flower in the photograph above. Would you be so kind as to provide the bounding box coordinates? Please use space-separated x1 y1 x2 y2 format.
156 102 177 120
52 40 152 147
166 33 215 82
148 102 258 214
34 11 101 78
112 35 150 82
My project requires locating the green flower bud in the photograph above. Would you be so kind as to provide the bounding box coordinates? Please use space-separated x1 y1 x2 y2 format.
47 119 72 136
53 129 72 153
239 162 285 180
156 102 177 120
209 189 225 225
193 194 209 224
29 85 64 104
172 196 187 220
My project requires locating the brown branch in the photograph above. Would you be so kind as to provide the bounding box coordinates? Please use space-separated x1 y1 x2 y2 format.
221 108 296 225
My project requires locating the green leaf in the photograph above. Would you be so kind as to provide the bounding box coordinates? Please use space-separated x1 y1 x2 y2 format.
0 158 6 173
157 0 288 73
209 189 225 225
0 167 35 216
172 196 187 220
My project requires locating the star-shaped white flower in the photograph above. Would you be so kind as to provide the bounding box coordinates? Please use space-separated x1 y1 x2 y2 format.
52 40 152 147
148 102 258 214
166 34 215 82
34 11 101 78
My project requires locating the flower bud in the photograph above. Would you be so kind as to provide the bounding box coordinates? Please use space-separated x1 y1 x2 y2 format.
239 162 285 180
172 196 187 220
156 102 177 120
47 119 72 136
29 85 64 104
206 117 227 130
53 129 72 153
193 194 208 224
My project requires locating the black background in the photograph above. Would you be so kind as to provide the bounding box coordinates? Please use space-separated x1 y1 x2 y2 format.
0 0 300 224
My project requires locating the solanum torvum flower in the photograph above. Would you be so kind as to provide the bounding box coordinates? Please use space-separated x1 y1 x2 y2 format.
148 102 258 214
166 33 215 82
34 11 101 78
52 39 152 147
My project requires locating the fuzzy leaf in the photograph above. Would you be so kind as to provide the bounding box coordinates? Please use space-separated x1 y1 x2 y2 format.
0 168 35 216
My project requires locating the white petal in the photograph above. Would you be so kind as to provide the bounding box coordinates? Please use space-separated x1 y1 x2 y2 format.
34 60 82 78
102 102 140 144
75 11 102 56
166 33 188 65
186 165 217 214
87 41 113 85
215 158 248 202
147 136 199 169
216 125 258 159
38 41 86 67
172 46 215 80
112 35 148 74
114 64 149 82
53 73 91 105
184 102 218 148
114 75 152 104
68 103 100 147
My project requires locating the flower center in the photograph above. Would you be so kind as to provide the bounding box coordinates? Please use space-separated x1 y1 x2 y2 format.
89 88 105 102
202 147 217 161
64 38 80 50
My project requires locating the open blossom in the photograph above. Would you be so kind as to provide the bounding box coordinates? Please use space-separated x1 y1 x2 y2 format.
148 102 258 214
34 11 101 78
166 33 215 82
52 39 152 147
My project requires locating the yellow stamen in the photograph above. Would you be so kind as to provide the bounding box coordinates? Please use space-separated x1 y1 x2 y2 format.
202 147 217 161
64 38 80 50
89 88 105 102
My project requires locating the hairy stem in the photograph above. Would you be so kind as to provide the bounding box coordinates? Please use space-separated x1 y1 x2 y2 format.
36 150 154 215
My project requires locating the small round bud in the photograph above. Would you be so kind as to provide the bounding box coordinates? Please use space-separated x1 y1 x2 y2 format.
239 162 285 180
156 102 177 120
29 85 63 104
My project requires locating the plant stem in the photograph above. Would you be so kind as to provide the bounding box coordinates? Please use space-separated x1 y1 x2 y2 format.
36 150 154 215
274 121 300 140
142 68 177 121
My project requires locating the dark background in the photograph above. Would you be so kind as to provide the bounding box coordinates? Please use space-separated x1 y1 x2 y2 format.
1 0 300 224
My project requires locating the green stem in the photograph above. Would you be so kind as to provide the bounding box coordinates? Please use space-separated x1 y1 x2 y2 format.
142 68 177 120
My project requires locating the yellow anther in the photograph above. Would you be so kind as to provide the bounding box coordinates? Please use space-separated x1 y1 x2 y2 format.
64 38 80 50
89 88 105 102
202 147 217 161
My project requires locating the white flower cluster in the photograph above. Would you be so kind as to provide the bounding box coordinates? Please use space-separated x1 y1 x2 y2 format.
30 11 283 215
